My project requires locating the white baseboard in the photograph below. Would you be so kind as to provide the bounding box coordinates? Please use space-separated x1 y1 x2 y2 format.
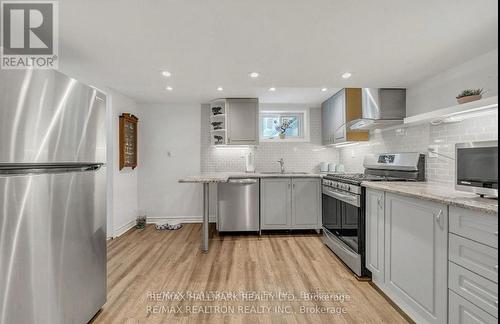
147 215 216 224
113 219 135 238
111 216 215 238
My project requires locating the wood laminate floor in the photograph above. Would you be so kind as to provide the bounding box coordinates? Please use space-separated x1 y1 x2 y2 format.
92 224 410 324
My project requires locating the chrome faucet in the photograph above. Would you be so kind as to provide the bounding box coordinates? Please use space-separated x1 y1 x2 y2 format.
277 158 285 174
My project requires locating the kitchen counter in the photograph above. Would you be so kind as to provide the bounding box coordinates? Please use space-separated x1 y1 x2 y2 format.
178 172 324 183
362 181 498 214
178 172 324 252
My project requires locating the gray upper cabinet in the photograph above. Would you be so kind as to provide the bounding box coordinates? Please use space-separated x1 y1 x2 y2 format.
226 98 259 145
261 178 321 230
260 178 291 229
321 98 333 144
332 90 346 142
291 178 321 229
321 89 368 145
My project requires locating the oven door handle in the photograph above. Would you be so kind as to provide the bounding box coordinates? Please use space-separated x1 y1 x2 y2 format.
323 187 360 207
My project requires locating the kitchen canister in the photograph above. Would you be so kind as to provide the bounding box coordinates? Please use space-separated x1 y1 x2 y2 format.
320 162 329 173
328 163 337 173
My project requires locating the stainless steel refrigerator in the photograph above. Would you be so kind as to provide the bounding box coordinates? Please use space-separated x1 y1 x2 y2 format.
0 69 107 324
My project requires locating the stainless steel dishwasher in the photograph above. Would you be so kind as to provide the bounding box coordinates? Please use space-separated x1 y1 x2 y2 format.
217 178 260 232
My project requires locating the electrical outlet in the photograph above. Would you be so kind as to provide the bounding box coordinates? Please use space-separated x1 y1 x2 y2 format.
428 145 438 158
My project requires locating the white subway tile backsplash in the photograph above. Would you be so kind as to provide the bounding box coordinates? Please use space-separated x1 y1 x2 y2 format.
201 107 339 173
339 112 498 184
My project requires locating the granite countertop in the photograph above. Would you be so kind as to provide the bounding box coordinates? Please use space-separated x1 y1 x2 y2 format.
178 172 325 183
362 181 498 214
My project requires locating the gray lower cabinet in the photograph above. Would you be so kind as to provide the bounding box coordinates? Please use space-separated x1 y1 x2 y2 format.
449 290 497 324
291 178 321 229
384 193 448 324
260 178 291 229
365 188 385 284
365 190 448 324
448 207 498 321
260 178 320 230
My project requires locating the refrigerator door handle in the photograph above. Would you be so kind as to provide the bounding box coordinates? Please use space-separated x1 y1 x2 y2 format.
0 163 103 175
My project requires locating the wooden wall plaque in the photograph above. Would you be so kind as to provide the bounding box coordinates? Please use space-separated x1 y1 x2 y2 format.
119 113 138 170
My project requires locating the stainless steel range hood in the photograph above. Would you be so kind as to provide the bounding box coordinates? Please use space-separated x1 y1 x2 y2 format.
347 88 406 131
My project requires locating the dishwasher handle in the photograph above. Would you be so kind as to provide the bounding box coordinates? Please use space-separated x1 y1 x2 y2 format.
227 178 258 184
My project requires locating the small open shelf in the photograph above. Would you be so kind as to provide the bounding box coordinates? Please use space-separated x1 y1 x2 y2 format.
404 96 498 125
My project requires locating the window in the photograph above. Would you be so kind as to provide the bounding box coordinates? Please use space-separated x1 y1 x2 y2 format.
260 111 307 141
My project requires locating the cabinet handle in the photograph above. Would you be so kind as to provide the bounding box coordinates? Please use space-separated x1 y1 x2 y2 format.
435 210 443 230
494 265 498 270
494 231 498 236
288 183 291 189
377 195 383 209
292 183 295 189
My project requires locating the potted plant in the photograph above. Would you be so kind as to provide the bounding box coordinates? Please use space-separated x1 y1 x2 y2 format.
456 88 484 104
274 119 291 139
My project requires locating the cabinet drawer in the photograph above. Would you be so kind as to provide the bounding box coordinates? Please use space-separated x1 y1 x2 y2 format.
449 234 498 283
449 262 498 317
449 290 497 324
449 206 498 248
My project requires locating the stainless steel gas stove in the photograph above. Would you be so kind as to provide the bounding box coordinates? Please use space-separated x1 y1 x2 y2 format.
322 153 425 277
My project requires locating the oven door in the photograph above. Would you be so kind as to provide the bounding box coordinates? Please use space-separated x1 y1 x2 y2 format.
322 185 361 253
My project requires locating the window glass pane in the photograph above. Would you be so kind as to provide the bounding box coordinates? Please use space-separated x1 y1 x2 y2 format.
261 115 279 138
260 111 305 140
281 116 299 137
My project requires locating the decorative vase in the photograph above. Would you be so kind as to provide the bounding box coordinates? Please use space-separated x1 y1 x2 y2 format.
279 133 285 139
457 94 482 105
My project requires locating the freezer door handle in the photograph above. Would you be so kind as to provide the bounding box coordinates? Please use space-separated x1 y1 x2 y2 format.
0 163 103 175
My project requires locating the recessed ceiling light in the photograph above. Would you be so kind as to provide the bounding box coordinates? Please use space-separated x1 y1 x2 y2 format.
161 71 172 77
342 72 352 79
321 88 328 92
249 72 259 78
166 86 173 91
217 87 224 91
269 87 276 91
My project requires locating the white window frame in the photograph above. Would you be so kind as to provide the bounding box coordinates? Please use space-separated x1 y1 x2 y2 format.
259 110 310 142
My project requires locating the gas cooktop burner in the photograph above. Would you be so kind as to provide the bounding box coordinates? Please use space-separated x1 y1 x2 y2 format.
325 173 410 185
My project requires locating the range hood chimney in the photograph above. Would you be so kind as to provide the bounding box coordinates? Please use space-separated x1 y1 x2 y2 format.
348 88 406 131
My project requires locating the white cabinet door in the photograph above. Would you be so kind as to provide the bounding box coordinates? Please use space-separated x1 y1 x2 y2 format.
365 189 385 284
226 98 258 145
384 193 448 324
291 178 321 229
260 178 291 229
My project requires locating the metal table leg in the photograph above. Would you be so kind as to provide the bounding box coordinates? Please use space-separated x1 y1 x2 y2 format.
202 183 209 253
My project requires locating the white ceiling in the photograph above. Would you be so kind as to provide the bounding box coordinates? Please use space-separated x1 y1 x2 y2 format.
58 0 498 105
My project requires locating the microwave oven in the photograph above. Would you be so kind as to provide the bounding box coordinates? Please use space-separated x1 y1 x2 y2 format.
455 140 498 197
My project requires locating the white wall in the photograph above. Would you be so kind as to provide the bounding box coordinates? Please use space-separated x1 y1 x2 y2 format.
340 49 499 183
137 104 202 223
406 49 498 116
107 90 140 237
